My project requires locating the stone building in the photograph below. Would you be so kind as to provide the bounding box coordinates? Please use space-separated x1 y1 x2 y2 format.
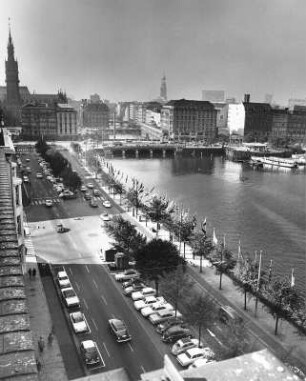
161 99 217 142
56 103 78 140
80 101 109 129
243 101 273 141
21 103 57 140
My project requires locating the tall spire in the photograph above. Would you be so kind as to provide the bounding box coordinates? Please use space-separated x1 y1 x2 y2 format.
160 72 167 101
7 18 15 61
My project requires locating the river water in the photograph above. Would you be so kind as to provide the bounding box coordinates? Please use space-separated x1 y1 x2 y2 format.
109 156 306 294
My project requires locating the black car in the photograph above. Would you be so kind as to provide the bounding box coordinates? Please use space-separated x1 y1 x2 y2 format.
161 326 192 343
156 317 186 334
108 318 131 342
80 340 104 367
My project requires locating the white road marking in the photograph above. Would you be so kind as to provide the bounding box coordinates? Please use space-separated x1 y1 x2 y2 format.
103 342 111 357
128 342 134 352
92 318 98 331
207 328 225 347
75 282 80 291
93 279 98 289
68 268 72 275
83 299 88 310
85 265 90 273
100 295 107 305
140 365 146 373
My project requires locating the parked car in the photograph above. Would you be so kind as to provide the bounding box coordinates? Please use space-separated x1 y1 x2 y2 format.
177 348 208 367
171 338 203 356
100 213 111 222
219 305 243 325
70 311 90 334
23 176 29 183
108 318 131 342
80 340 104 367
86 182 94 189
89 199 98 208
103 200 111 208
84 192 91 200
141 302 173 318
115 269 140 282
61 287 80 308
131 287 156 301
188 357 216 369
93 189 101 196
134 295 164 310
45 199 53 207
60 190 77 200
36 172 43 179
161 326 192 343
123 283 145 296
80 185 87 192
156 317 187 335
57 270 71 288
122 278 144 289
149 309 182 325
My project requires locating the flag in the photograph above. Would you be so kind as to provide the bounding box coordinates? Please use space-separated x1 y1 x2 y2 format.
257 250 262 290
212 228 218 246
223 234 226 248
237 240 242 262
268 259 273 283
201 218 207 235
291 268 295 287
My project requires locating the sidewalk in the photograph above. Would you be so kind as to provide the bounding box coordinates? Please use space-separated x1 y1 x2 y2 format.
24 239 68 381
94 169 306 375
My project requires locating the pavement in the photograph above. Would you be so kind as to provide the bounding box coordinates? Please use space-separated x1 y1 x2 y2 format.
22 155 306 381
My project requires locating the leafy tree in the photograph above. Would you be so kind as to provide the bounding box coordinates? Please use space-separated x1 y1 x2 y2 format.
112 182 124 205
219 319 249 359
135 239 181 295
208 242 237 290
264 275 301 335
185 293 216 346
105 215 146 260
126 179 145 216
159 265 194 316
146 195 174 234
190 232 214 273
171 211 197 258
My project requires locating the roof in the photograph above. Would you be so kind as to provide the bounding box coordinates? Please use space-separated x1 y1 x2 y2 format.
0 145 38 380
165 99 215 110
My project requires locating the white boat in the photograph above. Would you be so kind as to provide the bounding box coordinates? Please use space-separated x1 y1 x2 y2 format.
292 154 306 165
262 156 298 169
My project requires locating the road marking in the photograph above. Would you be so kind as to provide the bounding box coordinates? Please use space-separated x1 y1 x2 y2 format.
140 365 146 373
68 268 73 275
207 328 225 347
75 282 80 291
128 342 134 352
85 265 90 273
103 342 111 357
93 279 98 289
91 318 98 331
100 295 107 305
83 299 88 310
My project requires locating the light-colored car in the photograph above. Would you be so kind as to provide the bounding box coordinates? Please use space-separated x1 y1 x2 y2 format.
149 309 182 325
89 199 98 208
23 176 29 183
80 185 87 192
188 357 216 369
103 200 111 208
108 318 131 342
93 189 101 196
134 295 164 310
57 270 71 288
171 338 203 356
141 302 173 318
80 340 104 367
131 287 156 301
61 287 80 308
115 269 140 282
86 183 94 189
123 283 145 296
36 172 43 179
45 199 53 207
100 213 111 222
70 311 90 334
176 347 209 367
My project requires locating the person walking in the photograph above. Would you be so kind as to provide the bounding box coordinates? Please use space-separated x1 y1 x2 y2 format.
47 332 54 346
32 268 36 278
38 336 45 353
28 268 32 278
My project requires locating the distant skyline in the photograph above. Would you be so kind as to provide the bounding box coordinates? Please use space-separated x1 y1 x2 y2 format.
0 0 305 105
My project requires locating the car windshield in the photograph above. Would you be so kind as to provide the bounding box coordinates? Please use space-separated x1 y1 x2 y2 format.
73 313 83 323
63 289 75 298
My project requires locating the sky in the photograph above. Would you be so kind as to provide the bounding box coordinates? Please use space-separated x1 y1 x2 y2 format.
0 0 305 104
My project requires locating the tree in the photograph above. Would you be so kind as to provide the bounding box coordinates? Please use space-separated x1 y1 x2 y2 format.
126 179 145 217
159 265 194 316
170 211 197 258
190 232 214 273
135 239 181 296
185 293 216 346
105 215 146 261
208 242 236 290
219 319 249 359
146 195 174 234
264 275 301 335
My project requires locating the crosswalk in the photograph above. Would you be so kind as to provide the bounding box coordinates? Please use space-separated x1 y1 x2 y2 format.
24 236 36 257
30 195 107 206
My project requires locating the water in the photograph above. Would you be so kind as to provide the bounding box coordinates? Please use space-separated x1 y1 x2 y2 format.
109 156 306 294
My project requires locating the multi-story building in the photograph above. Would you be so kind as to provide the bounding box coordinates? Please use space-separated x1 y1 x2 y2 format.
56 103 78 140
80 100 109 130
161 99 217 142
287 106 306 143
270 107 289 141
243 101 273 141
288 98 306 111
227 103 245 135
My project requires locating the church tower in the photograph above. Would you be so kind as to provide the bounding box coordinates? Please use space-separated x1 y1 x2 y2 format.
4 21 21 125
160 74 167 102
5 22 20 105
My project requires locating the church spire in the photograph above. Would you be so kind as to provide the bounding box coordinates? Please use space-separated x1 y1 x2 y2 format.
7 18 15 61
160 73 167 101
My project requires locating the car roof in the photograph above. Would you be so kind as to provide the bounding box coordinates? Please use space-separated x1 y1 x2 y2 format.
186 347 203 355
110 318 125 328
82 340 95 349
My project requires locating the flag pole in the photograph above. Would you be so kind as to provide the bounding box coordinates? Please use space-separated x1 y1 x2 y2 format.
254 250 262 317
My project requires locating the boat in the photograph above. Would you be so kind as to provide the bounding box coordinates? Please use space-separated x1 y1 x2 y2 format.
292 154 306 166
250 156 298 169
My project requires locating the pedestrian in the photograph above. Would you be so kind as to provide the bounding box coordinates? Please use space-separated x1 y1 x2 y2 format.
32 268 36 278
36 359 42 372
38 336 45 353
48 332 54 345
28 268 32 278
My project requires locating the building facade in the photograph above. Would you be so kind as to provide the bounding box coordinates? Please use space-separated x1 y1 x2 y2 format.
21 103 57 140
80 101 109 129
56 104 78 139
287 106 306 143
227 103 245 135
161 99 217 142
243 102 273 141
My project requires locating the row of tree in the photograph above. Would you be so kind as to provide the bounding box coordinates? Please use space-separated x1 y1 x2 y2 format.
87 150 306 336
36 137 82 191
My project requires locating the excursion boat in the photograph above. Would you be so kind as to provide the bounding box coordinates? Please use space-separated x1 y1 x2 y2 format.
250 156 298 169
292 154 306 166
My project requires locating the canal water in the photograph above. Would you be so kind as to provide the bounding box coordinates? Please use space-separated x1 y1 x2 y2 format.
109 156 306 294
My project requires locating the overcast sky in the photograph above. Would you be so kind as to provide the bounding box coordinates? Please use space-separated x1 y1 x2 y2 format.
0 0 305 104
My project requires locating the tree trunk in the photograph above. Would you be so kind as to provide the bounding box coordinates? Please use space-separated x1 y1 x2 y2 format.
219 271 223 290
155 279 159 297
274 315 279 335
183 242 186 259
244 288 247 310
198 324 202 345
